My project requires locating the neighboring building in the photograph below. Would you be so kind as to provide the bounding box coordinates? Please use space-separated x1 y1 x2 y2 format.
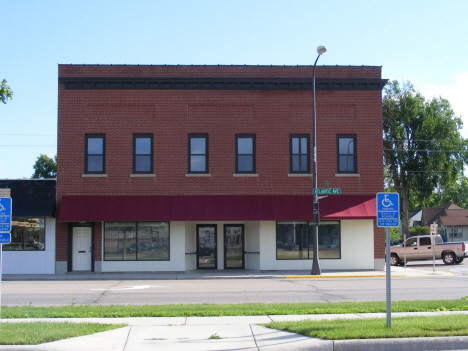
439 208 468 241
410 201 463 227
56 64 387 274
409 201 468 241
434 202 468 242
408 209 422 227
0 179 56 274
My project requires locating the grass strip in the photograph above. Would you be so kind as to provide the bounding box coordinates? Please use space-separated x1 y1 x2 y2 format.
264 315 468 339
0 322 127 345
2 299 468 319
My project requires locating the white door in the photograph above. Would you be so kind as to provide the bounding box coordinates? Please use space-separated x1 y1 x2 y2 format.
72 227 92 271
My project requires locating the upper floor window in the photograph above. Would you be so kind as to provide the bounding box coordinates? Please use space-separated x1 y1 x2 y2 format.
188 134 208 173
133 134 153 173
85 134 105 173
290 135 310 173
337 135 356 173
236 134 256 173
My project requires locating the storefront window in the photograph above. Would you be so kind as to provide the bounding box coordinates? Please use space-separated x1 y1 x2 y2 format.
276 221 340 259
3 218 45 251
276 222 308 259
104 222 169 261
308 221 340 259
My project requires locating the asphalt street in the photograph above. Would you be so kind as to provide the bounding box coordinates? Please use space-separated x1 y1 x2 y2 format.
1 261 467 306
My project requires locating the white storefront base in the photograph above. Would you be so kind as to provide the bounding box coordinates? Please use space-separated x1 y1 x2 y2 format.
3 218 56 274
101 221 186 272
98 219 377 272
101 221 261 272
259 220 376 271
184 221 259 271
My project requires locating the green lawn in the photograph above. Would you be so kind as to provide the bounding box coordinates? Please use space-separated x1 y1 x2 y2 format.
1 301 467 344
265 314 468 339
0 322 126 345
3 299 468 318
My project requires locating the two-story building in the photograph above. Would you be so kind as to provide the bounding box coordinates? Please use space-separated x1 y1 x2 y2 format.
56 64 387 274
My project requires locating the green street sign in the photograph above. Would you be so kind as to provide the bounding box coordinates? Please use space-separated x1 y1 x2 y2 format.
313 188 341 195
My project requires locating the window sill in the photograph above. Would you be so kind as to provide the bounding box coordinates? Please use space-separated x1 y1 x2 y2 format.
233 174 258 177
130 174 156 178
335 173 360 177
82 174 108 178
288 173 312 177
185 174 211 177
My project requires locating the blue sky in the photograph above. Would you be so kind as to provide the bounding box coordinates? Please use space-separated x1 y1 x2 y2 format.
2 0 468 179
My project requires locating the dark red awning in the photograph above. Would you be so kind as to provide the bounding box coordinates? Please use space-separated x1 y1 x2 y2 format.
321 195 376 220
58 195 376 222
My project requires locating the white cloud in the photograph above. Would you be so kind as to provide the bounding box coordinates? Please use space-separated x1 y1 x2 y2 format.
419 72 468 137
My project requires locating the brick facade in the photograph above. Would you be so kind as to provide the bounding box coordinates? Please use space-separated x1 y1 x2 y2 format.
57 65 385 267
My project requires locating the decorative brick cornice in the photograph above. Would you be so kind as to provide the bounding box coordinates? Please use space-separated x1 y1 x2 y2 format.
59 77 388 91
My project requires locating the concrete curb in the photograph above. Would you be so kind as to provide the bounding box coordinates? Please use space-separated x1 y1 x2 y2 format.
332 336 468 351
2 267 442 281
286 274 427 278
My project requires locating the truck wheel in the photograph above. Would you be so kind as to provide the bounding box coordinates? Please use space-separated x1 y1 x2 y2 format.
455 257 464 264
390 254 400 266
442 252 456 265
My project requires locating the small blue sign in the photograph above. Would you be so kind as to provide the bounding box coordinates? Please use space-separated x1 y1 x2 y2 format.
0 198 12 233
377 193 399 227
0 233 10 244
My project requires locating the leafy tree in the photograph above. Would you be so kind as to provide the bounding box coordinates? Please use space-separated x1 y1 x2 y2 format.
383 80 467 239
409 226 430 237
418 175 468 209
390 227 403 245
0 79 13 104
32 154 57 179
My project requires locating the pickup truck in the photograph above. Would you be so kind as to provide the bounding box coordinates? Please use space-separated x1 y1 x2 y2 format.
390 235 468 266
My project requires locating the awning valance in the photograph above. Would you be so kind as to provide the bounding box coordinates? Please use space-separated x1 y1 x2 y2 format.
58 195 376 222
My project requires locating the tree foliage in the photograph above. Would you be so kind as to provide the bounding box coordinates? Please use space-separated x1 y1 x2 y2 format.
0 79 13 104
409 226 430 237
32 154 57 179
410 175 468 210
383 80 468 237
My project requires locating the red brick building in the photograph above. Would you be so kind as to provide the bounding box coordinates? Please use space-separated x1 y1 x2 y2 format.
56 64 386 274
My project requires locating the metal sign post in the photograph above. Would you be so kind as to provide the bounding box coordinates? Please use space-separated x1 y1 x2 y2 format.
377 193 399 328
403 233 407 269
430 224 438 273
385 227 391 326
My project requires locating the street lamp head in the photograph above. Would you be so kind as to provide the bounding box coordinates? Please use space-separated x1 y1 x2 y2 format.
317 45 327 55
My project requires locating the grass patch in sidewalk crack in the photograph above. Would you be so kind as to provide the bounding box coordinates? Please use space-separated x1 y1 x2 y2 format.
208 333 222 339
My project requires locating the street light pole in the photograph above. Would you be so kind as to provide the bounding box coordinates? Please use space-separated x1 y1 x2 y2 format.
311 45 327 275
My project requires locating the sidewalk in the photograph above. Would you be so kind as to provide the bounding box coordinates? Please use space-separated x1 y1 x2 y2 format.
1 267 467 350
1 312 468 351
2 265 448 281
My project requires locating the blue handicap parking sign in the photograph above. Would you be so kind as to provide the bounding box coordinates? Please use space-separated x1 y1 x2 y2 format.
377 193 399 227
0 233 10 244
0 198 12 233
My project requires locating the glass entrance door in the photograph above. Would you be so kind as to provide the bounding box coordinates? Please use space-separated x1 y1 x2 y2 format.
224 225 244 269
197 225 217 269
